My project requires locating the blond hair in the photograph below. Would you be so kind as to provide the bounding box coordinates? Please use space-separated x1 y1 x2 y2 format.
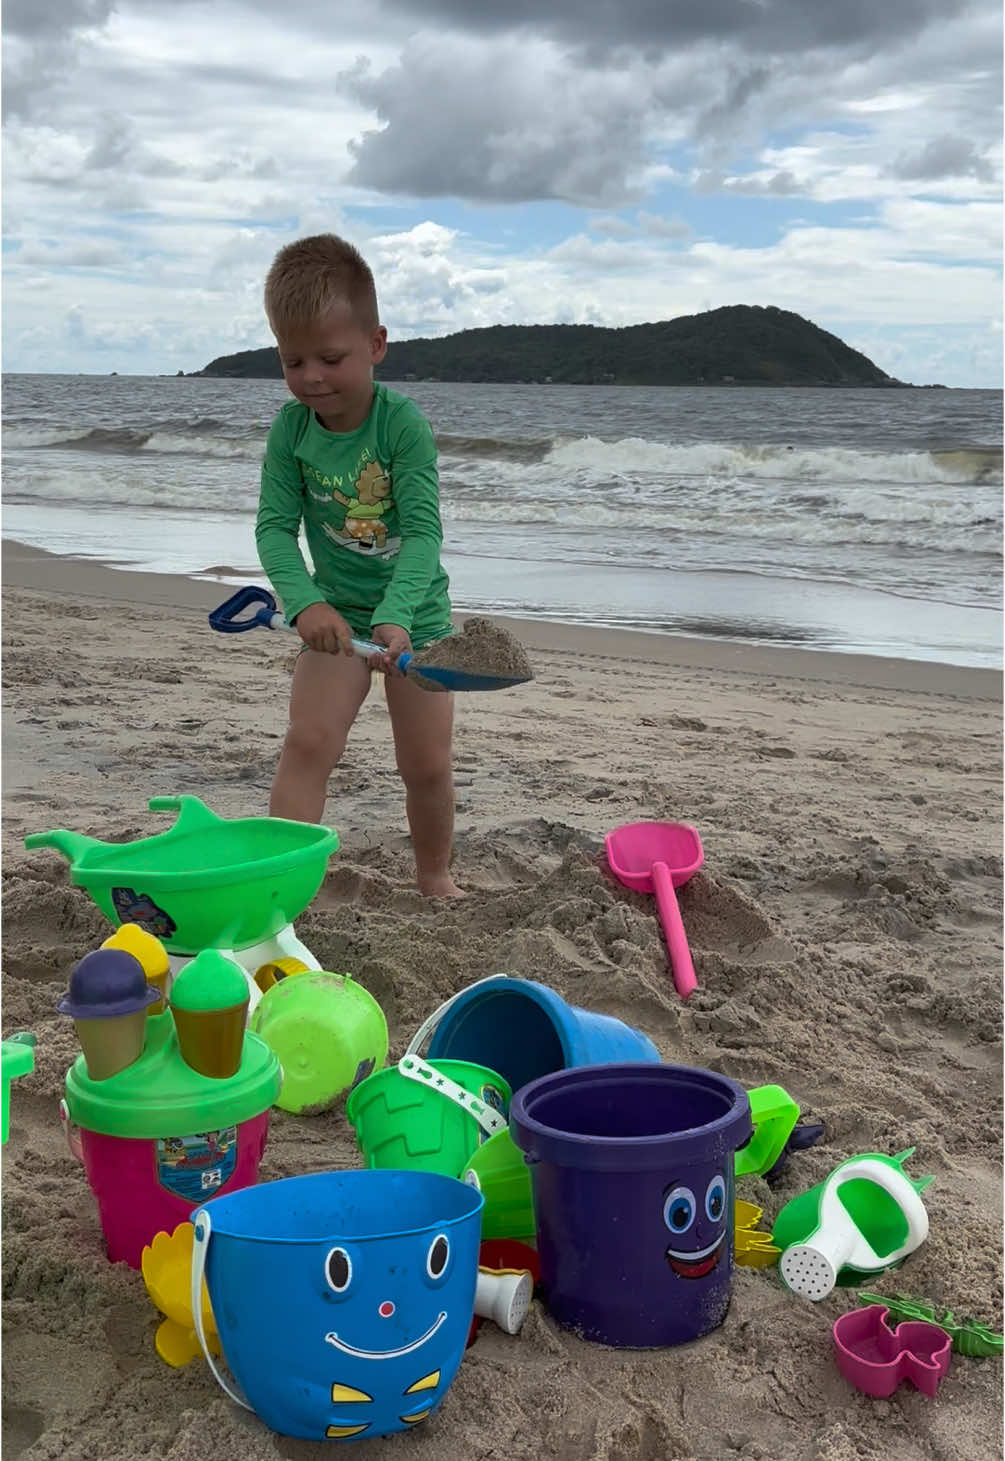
264 234 379 336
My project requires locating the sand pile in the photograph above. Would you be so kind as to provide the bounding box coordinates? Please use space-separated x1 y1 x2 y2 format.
413 617 534 684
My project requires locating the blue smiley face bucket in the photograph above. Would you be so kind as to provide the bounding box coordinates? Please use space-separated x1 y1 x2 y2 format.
191 1171 484 1441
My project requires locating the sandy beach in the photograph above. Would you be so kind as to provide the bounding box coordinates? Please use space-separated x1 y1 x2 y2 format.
2 538 1002 1461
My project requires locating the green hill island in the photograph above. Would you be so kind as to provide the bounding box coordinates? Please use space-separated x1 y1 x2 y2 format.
192 304 910 387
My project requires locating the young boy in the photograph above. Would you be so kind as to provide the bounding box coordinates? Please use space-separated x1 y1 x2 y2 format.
255 233 461 897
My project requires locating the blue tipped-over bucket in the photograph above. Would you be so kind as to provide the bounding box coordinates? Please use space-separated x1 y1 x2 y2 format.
410 975 660 1096
191 1171 483 1442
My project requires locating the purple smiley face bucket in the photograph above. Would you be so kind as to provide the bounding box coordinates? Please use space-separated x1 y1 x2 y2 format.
510 1063 752 1348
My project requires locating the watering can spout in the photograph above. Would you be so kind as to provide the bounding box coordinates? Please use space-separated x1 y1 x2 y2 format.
23 828 104 865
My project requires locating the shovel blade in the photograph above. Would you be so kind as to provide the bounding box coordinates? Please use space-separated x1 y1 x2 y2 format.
605 821 704 893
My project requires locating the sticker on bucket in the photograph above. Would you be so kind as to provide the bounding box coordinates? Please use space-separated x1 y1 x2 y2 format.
111 888 178 940
350 1057 376 1092
157 1128 237 1202
478 1084 507 1143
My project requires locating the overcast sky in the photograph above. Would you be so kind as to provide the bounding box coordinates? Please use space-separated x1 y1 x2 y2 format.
3 0 1001 384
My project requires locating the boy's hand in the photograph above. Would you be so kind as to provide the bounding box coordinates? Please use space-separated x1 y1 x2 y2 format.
369 623 413 674
293 603 355 656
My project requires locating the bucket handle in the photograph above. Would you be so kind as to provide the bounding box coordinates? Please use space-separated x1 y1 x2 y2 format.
404 975 514 1059
191 1211 253 1413
397 1056 507 1139
59 1100 83 1164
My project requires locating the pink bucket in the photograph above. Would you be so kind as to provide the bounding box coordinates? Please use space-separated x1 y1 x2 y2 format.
61 1104 271 1268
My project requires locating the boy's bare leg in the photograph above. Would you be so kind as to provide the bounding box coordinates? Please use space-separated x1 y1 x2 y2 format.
385 675 462 897
270 649 372 824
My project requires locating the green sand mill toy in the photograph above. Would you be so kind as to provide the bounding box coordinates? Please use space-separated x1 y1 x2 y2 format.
26 796 340 1005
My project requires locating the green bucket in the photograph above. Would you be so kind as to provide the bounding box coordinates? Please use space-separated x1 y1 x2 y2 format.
346 1055 511 1178
24 795 339 955
2 1034 36 1144
461 1128 536 1241
250 971 388 1115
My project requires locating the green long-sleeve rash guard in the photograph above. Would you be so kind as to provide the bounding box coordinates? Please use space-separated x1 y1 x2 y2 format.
255 383 452 641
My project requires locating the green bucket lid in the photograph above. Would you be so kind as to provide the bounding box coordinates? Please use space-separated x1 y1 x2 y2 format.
64 1010 280 1139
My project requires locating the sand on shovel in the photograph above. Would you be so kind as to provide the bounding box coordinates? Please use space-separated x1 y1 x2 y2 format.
409 617 534 691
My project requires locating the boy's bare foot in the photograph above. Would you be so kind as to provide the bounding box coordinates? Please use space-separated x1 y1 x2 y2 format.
418 874 466 899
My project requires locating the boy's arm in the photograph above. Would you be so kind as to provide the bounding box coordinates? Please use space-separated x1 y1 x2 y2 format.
371 408 444 632
255 411 328 624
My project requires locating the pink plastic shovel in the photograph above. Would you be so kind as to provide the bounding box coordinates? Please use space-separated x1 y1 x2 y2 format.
604 821 704 1000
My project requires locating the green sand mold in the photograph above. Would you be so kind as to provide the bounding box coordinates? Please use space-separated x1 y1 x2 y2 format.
64 1011 281 1140
2 1034 36 1143
24 795 339 954
858 1292 1004 1359
735 1084 800 1178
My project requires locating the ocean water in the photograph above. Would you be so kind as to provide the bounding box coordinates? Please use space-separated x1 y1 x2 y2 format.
3 374 1001 668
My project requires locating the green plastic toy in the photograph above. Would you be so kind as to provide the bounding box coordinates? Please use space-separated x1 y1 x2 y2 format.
461 1129 536 1240
24 795 339 955
774 1149 933 1299
63 1010 280 1139
2 1033 36 1143
347 1056 511 1178
858 1292 1004 1359
735 1084 800 1178
250 971 388 1115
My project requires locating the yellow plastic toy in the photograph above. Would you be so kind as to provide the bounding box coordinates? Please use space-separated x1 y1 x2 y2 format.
734 1200 781 1268
253 956 311 993
102 924 171 1014
141 1222 221 1366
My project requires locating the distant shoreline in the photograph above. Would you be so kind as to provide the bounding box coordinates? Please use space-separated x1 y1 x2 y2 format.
190 305 920 388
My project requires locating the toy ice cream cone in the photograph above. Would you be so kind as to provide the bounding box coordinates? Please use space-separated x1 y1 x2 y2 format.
102 924 171 1015
170 951 249 1078
58 949 162 1080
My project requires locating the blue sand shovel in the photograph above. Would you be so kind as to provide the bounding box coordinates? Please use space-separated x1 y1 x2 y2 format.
209 585 532 692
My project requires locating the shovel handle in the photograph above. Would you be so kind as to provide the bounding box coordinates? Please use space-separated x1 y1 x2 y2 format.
652 861 698 1000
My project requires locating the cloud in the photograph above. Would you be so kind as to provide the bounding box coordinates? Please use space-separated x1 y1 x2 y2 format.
18 240 130 269
339 37 658 205
1 0 1000 383
590 211 692 238
590 215 636 237
892 133 996 182
378 0 972 55
3 0 115 40
2 0 117 119
695 169 804 196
